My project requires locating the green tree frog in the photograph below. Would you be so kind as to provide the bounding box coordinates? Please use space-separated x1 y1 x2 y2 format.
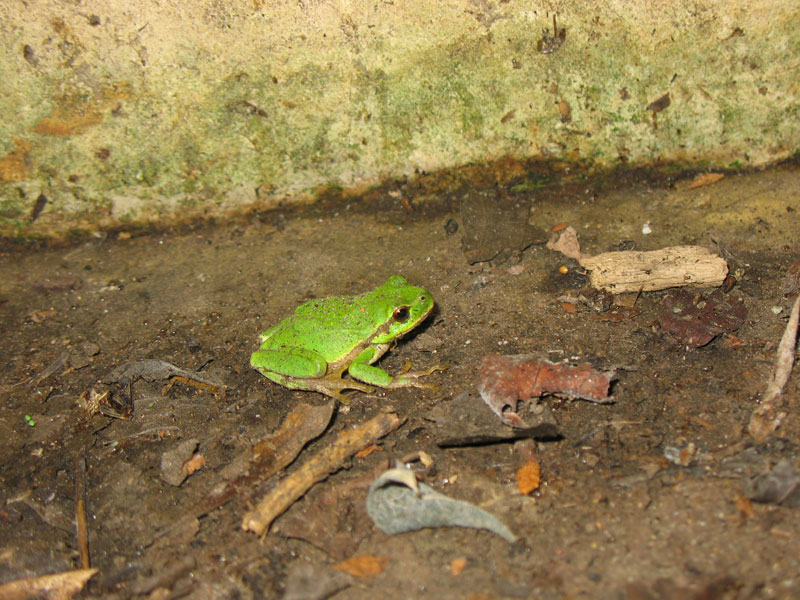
250 276 443 400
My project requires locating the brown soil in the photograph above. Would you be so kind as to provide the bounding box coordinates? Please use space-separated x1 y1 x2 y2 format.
1 163 799 599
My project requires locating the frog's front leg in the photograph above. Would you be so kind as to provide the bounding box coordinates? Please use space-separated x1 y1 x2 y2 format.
347 347 444 391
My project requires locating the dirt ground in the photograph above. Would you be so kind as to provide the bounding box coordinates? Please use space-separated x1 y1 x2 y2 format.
1 163 799 599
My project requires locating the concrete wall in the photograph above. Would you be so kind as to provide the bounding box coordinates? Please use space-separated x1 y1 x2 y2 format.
1 0 798 239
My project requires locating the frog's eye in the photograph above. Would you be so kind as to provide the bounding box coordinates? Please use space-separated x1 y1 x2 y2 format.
393 306 410 323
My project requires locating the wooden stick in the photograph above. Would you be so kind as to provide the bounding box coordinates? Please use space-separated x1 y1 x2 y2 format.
0 569 97 600
151 401 334 544
749 295 800 442
75 453 90 569
579 246 728 293
242 409 404 536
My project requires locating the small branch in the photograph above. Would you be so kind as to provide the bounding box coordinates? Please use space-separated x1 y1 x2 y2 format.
579 246 728 293
242 409 405 536
749 295 800 442
0 569 97 599
74 453 90 569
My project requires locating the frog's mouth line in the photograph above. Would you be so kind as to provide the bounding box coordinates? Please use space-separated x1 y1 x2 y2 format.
366 300 434 347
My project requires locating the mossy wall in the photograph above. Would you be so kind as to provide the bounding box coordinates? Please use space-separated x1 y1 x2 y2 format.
1 0 798 239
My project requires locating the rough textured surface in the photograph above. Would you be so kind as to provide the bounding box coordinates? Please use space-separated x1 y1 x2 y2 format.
1 165 800 597
1 0 799 238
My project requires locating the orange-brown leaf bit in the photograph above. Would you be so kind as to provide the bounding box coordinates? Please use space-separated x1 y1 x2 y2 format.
687 172 724 189
450 557 467 575
355 444 382 459
517 459 541 495
334 555 388 578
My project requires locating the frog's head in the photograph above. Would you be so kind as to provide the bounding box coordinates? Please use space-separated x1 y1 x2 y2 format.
372 275 435 344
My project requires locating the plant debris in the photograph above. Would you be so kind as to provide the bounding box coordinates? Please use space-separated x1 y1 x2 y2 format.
658 288 747 348
646 93 671 114
625 575 738 600
746 459 800 507
366 464 517 543
242 409 405 536
580 246 728 293
334 554 389 578
477 355 616 428
76 388 131 420
106 359 226 397
160 438 203 486
782 259 800 297
546 225 587 261
686 172 725 189
748 295 800 441
155 401 336 541
272 467 380 559
537 14 566 54
516 458 541 495
0 568 97 600
547 228 728 293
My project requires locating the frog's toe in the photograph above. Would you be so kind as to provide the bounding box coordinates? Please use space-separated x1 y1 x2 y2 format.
399 361 447 376
386 367 445 392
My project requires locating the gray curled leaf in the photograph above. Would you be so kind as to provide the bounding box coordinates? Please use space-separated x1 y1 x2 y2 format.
746 459 800 507
366 466 517 543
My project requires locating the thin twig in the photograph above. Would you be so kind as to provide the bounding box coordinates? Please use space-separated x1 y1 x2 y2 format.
242 409 405 536
75 453 90 569
749 295 800 442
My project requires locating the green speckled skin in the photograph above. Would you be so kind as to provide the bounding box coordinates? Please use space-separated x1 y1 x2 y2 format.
250 276 442 400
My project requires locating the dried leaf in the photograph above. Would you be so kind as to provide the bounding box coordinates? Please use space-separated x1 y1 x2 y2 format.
334 555 388 578
546 225 587 261
659 289 746 348
687 172 725 189
366 465 517 542
0 568 97 600
478 354 615 427
746 459 800 506
735 495 755 518
450 558 467 575
646 93 670 113
517 459 541 495
184 454 206 475
355 444 382 459
160 439 199 486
